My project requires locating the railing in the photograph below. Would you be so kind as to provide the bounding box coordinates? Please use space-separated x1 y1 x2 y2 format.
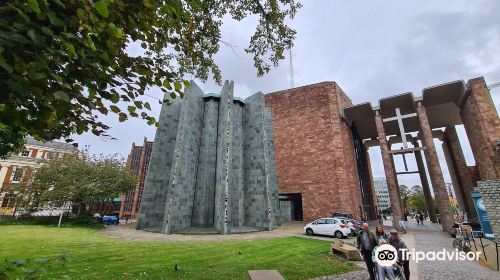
471 237 499 271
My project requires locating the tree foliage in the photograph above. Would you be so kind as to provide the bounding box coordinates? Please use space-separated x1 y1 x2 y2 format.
18 153 136 209
0 0 301 155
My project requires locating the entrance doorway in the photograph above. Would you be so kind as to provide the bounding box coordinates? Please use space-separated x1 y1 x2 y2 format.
279 193 303 221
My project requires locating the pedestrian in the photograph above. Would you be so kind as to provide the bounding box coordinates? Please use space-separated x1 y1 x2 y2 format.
389 230 410 280
399 219 407 234
357 223 378 280
376 239 395 280
378 214 383 225
375 225 389 242
416 214 420 225
419 214 424 225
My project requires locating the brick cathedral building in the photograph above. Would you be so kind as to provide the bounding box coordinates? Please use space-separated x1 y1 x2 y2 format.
119 138 153 220
265 82 377 222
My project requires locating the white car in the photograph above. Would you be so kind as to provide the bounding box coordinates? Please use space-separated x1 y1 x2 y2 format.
304 218 352 238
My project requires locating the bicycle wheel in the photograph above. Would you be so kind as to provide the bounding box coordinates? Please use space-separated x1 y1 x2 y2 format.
452 239 463 250
463 240 471 252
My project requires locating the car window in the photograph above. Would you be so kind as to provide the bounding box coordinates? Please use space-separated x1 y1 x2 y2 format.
326 219 335 224
316 219 326 224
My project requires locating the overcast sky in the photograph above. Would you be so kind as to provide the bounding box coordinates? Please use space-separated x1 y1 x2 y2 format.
71 0 500 189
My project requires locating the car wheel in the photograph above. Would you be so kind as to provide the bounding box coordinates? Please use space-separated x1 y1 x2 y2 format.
334 230 344 239
306 228 314 236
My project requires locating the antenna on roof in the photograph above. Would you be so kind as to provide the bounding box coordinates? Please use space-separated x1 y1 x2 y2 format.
289 45 295 89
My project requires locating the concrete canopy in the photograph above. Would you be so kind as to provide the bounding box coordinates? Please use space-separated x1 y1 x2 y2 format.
344 80 468 140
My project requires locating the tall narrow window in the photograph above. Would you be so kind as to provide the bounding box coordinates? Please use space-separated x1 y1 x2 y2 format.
12 168 23 182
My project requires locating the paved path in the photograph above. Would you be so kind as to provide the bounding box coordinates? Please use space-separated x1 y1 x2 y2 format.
407 220 500 280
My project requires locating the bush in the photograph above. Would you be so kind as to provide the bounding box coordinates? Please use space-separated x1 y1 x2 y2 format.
0 215 103 229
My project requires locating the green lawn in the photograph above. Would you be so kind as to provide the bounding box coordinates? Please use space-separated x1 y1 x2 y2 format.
0 225 358 279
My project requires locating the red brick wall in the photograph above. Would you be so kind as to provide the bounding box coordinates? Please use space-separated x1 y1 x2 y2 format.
461 77 500 180
265 82 364 221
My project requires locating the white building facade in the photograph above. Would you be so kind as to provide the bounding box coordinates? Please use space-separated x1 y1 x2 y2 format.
0 138 78 215
373 177 391 212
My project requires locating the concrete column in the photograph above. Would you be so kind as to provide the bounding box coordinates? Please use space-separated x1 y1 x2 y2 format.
243 92 280 230
364 147 378 220
374 110 402 230
161 82 205 234
191 98 219 228
137 99 181 230
441 138 464 213
416 102 454 230
461 77 500 180
230 101 245 227
214 81 234 234
413 140 437 223
443 126 477 219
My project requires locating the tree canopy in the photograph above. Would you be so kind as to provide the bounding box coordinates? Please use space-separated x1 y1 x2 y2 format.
0 0 301 156
13 153 136 211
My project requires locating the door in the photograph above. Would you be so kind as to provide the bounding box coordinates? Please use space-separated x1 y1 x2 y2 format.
313 219 328 234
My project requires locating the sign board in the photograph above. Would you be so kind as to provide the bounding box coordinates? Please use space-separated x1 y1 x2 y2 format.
471 191 495 239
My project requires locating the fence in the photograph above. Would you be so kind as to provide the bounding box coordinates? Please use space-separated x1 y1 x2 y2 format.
471 237 499 271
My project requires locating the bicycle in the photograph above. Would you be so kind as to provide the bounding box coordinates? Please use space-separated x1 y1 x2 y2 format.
452 224 472 252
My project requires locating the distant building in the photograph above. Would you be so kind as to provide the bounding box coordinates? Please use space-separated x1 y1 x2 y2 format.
0 137 78 215
373 177 391 212
119 138 153 220
446 183 459 213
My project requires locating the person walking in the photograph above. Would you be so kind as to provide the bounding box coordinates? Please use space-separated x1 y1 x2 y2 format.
376 239 395 280
375 225 389 242
419 214 424 225
399 219 407 234
415 214 420 225
357 223 378 280
389 230 410 280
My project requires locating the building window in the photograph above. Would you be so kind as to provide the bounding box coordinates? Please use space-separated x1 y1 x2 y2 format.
12 169 23 182
21 150 29 157
46 152 52 160
1 195 16 208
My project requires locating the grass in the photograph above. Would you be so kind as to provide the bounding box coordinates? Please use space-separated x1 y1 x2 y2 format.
0 225 358 279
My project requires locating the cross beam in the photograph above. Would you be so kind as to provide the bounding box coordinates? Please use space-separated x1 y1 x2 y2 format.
383 108 417 148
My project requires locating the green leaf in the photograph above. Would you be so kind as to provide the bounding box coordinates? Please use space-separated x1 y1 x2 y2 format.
88 88 96 100
134 101 142 109
94 0 110 17
170 92 176 99
31 72 47 80
86 35 97 51
143 0 154 8
27 30 37 43
144 102 151 110
28 0 41 14
51 0 65 8
0 58 13 73
76 8 85 18
183 80 190 88
163 79 172 90
48 12 64 27
127 106 136 113
64 43 77 59
174 80 182 91
53 91 70 102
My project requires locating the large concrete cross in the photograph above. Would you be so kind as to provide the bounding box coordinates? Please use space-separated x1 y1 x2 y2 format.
382 108 417 148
